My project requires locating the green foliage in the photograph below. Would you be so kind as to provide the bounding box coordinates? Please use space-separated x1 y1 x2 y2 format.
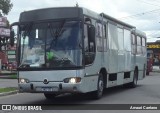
0 0 13 15
10 74 17 79
0 87 17 93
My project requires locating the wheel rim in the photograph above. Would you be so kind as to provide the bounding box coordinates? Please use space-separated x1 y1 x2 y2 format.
98 79 104 95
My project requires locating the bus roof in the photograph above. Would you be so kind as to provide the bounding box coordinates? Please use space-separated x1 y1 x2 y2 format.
100 13 135 28
20 7 83 22
133 29 146 38
19 7 146 37
19 7 135 29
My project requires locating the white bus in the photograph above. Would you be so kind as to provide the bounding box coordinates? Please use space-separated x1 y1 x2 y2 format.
11 7 147 99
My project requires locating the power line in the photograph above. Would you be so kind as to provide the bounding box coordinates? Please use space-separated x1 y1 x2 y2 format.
147 31 159 36
118 0 160 20
119 8 160 20
136 0 160 7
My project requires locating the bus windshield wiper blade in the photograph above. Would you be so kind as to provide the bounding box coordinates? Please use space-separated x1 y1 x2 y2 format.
49 20 65 50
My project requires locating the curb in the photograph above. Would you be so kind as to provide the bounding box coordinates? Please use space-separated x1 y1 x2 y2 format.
0 90 19 97
152 71 160 73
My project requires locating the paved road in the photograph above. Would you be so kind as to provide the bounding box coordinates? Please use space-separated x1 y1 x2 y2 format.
0 79 18 88
0 72 160 113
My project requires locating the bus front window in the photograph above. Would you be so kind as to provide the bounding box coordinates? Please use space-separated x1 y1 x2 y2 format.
46 21 82 68
19 21 82 68
19 23 46 67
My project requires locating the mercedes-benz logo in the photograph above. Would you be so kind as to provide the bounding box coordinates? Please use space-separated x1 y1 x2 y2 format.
43 78 49 84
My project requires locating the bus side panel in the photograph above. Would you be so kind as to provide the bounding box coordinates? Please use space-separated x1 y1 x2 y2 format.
83 53 102 92
108 49 118 73
136 55 146 80
118 50 125 72
124 51 132 72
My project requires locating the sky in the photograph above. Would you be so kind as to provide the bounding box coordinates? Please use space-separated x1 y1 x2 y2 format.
2 0 160 42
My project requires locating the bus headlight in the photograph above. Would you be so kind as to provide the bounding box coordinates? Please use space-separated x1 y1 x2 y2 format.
19 78 30 84
63 77 81 83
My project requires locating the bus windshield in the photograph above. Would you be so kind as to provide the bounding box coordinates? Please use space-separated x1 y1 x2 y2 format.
19 20 82 68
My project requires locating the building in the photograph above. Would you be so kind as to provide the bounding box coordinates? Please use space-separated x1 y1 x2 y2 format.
147 41 160 66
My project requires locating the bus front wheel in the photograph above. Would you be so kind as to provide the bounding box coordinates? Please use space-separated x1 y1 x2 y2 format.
91 73 104 99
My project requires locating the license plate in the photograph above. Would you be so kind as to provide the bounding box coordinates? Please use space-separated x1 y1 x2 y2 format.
41 87 58 92
42 87 52 92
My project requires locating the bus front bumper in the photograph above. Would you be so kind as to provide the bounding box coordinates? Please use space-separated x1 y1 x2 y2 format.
18 82 83 93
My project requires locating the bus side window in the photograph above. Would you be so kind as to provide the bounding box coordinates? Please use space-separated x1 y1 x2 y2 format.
137 36 141 54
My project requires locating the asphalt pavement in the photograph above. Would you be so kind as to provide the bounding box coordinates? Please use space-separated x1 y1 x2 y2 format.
0 79 18 88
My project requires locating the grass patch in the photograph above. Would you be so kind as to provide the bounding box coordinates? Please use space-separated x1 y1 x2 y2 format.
0 87 17 93
10 74 17 79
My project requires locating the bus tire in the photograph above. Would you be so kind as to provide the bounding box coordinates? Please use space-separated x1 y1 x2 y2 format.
91 73 104 99
44 93 57 100
129 69 138 88
124 69 138 88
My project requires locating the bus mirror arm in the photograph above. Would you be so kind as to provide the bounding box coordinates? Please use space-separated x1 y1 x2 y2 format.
10 30 15 47
10 22 20 29
10 22 19 47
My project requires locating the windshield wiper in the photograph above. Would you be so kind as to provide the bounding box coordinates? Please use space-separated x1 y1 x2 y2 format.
49 20 65 50
58 57 76 66
19 64 30 68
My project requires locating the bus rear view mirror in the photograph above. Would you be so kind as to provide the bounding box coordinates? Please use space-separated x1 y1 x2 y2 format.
10 22 19 47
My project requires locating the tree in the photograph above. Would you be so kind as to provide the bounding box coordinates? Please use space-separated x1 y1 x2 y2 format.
0 0 13 15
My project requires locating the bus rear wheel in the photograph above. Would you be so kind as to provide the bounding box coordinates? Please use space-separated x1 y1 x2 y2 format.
146 71 149 75
124 69 138 88
129 69 138 88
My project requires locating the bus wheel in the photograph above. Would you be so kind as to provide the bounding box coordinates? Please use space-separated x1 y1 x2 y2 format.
129 69 138 88
124 69 138 88
44 93 57 100
92 73 104 99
